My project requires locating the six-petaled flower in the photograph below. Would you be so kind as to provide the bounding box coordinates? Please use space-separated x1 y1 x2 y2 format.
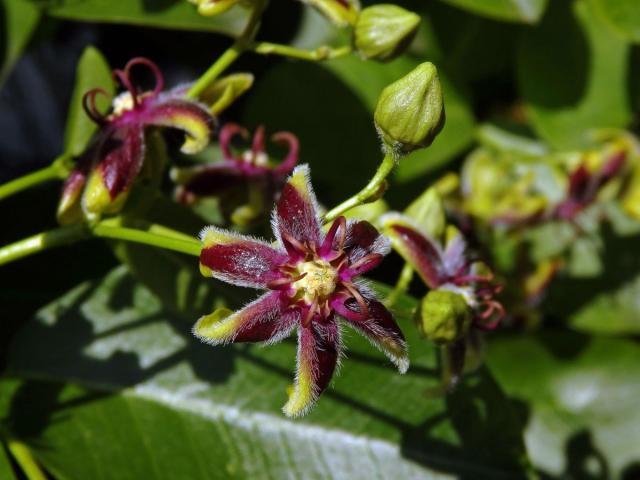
381 213 504 329
172 123 298 223
194 164 409 417
57 57 213 224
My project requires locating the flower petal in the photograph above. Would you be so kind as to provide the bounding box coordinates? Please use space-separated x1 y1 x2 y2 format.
283 321 340 417
82 124 144 215
173 163 245 202
57 167 87 225
343 219 390 263
380 213 446 289
273 164 322 247
144 98 213 154
199 226 288 288
193 292 295 345
339 298 409 373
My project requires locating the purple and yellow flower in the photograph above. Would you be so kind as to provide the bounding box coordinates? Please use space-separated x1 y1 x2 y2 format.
173 122 298 207
57 57 213 224
555 151 626 221
381 213 504 330
194 165 408 417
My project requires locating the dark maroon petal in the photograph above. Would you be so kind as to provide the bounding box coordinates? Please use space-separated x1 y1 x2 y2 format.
283 320 340 417
143 98 213 154
97 124 145 199
339 298 408 373
193 292 295 345
274 164 322 246
200 226 288 288
381 214 446 289
567 164 591 201
178 164 245 198
342 220 390 263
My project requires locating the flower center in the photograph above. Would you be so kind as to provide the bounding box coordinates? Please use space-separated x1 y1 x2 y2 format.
292 259 338 303
242 150 269 167
112 92 136 116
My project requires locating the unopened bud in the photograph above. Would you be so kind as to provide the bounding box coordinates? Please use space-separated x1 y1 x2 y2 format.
354 5 420 62
374 62 445 156
417 289 471 344
189 0 239 16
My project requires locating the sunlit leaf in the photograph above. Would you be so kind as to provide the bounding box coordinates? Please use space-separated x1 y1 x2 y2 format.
4 267 530 479
488 332 640 478
517 0 631 149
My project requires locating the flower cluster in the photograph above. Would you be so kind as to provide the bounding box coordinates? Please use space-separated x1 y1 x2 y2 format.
194 165 408 416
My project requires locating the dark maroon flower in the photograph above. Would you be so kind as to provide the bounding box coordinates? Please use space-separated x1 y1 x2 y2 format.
555 151 626 221
172 123 298 223
194 164 408 417
57 57 213 224
381 213 504 329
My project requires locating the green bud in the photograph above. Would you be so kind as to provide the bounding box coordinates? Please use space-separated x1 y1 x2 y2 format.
417 289 471 345
354 5 420 62
374 62 445 156
301 0 359 27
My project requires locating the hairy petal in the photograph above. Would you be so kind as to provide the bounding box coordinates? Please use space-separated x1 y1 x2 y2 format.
193 292 293 345
283 321 340 417
340 298 409 374
144 98 213 154
274 164 322 246
199 226 288 288
381 213 445 289
343 219 391 263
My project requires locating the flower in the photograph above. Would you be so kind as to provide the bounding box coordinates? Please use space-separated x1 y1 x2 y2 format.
381 213 504 330
555 150 626 221
172 123 298 223
57 57 213 224
194 165 408 417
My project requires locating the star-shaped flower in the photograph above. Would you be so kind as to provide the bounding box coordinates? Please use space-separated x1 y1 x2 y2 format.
381 213 504 329
57 57 213 224
194 164 408 417
172 123 298 215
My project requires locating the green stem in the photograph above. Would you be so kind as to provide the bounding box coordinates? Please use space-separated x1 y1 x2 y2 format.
0 225 88 267
323 153 396 223
251 42 352 61
187 0 266 99
6 440 47 480
92 223 201 257
0 219 201 269
385 263 414 307
0 163 65 202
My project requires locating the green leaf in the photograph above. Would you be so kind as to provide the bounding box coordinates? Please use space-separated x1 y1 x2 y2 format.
39 0 249 36
4 267 530 479
0 443 16 480
487 332 640 478
0 0 40 83
517 0 631 149
436 0 549 24
546 231 640 335
63 46 113 157
323 56 476 183
592 0 640 43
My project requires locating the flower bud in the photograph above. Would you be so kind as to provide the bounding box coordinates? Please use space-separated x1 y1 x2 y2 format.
354 5 420 62
417 289 471 345
374 62 445 156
